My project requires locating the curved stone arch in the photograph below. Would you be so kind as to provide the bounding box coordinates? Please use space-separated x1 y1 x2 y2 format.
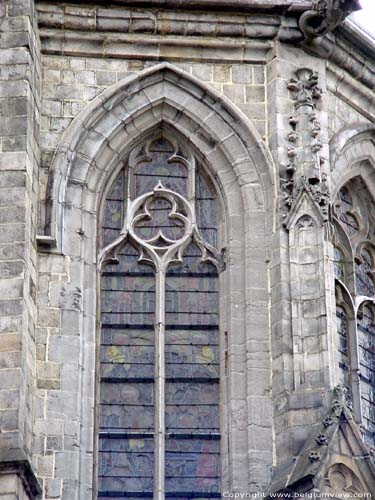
40 62 276 252
330 124 375 201
38 63 277 497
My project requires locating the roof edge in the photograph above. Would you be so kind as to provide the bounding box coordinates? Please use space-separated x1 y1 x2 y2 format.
35 0 311 13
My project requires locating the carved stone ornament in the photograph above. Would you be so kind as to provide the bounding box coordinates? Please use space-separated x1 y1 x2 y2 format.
321 463 366 497
299 0 362 41
308 450 321 462
281 68 329 225
287 68 322 109
316 433 329 446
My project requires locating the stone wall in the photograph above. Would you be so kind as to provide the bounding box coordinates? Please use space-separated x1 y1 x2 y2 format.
0 0 41 498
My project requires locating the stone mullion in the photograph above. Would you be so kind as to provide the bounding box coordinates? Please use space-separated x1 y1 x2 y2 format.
154 265 166 500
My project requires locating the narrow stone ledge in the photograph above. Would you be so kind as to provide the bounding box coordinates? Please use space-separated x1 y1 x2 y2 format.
38 29 273 63
0 432 41 499
0 460 42 499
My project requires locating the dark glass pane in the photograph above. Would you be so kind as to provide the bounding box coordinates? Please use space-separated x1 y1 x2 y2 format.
165 243 220 497
166 400 220 432
98 437 153 493
336 306 349 388
165 344 219 378
100 382 154 431
99 137 221 497
102 169 125 247
166 246 219 329
355 249 375 297
333 247 345 281
357 305 375 448
165 438 220 494
100 242 155 496
135 138 188 197
101 246 155 328
335 186 359 238
196 173 217 248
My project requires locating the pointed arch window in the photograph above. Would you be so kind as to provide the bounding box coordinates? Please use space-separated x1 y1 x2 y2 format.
333 179 375 450
97 135 222 499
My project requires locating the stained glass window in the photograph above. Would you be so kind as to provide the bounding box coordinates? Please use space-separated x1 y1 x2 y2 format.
98 136 221 499
335 186 359 238
357 304 375 448
334 180 375 450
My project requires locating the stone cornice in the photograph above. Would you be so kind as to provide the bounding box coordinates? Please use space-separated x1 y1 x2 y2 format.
36 2 375 92
36 0 311 14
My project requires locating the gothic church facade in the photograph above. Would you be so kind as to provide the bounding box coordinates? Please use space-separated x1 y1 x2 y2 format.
0 0 374 499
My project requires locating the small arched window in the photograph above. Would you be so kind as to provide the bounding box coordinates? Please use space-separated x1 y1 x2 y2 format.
97 134 222 499
333 179 375 450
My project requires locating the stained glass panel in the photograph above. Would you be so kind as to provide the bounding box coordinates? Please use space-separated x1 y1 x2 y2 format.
335 186 359 238
355 249 375 297
135 138 188 197
196 173 217 248
165 244 220 498
99 135 221 498
165 438 220 496
333 247 345 281
98 437 153 495
336 305 349 388
99 243 155 497
357 305 375 448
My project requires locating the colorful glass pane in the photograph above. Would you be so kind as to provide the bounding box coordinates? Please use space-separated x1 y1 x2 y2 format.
165 244 220 497
335 186 359 238
99 136 221 498
98 437 154 495
99 243 155 497
357 305 375 448
356 249 375 297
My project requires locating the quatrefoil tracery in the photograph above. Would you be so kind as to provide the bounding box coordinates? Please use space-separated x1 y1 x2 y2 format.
99 181 219 271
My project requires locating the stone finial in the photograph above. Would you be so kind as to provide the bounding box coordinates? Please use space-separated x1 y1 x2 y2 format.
287 68 322 109
281 68 329 224
299 0 361 41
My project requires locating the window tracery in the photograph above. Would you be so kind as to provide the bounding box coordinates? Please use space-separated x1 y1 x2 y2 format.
333 179 375 449
98 135 222 499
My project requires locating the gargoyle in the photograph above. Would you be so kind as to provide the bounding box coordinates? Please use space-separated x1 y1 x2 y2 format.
299 0 361 41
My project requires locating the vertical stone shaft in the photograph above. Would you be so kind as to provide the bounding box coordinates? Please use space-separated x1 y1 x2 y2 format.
154 267 165 500
0 0 41 497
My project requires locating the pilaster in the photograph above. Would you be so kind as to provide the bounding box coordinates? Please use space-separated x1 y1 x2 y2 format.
0 0 41 497
267 42 337 475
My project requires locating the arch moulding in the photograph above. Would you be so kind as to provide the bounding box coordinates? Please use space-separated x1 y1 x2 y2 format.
36 62 277 496
38 62 276 252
